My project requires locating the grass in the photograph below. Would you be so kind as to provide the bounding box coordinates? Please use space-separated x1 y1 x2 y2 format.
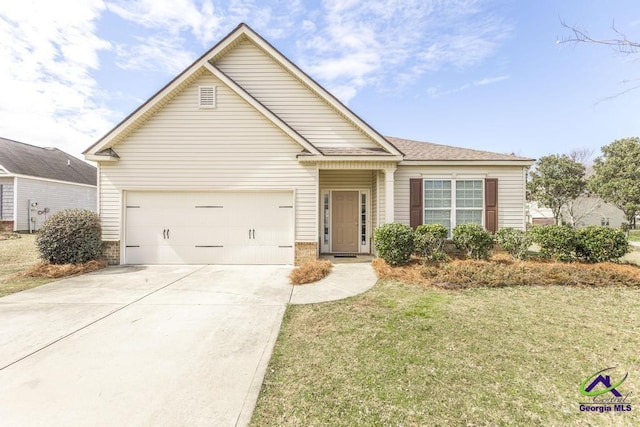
251 280 640 426
630 230 640 243
0 234 51 297
0 233 107 297
289 260 333 285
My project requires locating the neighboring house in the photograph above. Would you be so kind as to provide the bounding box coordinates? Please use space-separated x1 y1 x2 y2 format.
526 202 555 226
0 137 97 232
527 197 627 228
561 195 626 228
84 23 534 266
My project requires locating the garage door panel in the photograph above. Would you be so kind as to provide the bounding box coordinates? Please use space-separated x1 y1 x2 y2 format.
124 191 294 265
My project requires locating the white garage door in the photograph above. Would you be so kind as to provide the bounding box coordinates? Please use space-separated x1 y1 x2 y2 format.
124 191 294 264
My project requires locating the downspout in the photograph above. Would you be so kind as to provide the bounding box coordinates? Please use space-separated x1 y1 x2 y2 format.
0 184 3 219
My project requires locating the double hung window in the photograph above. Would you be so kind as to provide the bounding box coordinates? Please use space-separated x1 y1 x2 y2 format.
423 179 483 234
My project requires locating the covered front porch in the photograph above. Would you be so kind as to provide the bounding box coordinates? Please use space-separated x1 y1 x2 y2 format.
317 163 396 255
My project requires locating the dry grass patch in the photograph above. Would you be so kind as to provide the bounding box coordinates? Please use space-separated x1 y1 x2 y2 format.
372 254 640 288
289 260 333 285
20 259 107 279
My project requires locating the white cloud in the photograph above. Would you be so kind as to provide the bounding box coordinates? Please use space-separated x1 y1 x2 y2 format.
475 75 510 86
114 36 196 74
0 0 115 157
107 0 223 45
297 0 512 103
427 74 510 97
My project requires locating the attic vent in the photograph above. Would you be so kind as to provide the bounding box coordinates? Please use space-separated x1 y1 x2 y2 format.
199 86 216 108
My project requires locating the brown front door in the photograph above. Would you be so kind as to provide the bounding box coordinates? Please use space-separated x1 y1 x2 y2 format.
332 191 359 252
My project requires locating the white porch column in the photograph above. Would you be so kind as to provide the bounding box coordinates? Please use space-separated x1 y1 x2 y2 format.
384 168 396 223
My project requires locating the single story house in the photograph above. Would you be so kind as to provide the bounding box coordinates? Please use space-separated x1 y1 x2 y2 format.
0 137 97 232
84 23 534 265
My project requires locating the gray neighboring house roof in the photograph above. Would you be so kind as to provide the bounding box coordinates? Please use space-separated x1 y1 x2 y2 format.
386 136 534 162
0 137 96 186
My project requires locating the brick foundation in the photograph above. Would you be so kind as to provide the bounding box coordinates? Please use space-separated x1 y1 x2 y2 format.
294 242 318 266
103 241 120 265
0 220 14 232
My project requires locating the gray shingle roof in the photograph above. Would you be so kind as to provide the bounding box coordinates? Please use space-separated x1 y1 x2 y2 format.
0 137 97 186
386 136 534 162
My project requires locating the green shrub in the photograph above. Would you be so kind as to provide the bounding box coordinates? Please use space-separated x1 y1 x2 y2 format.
495 227 532 260
414 223 449 260
576 226 629 263
374 223 415 266
530 225 577 262
452 223 493 260
36 209 103 264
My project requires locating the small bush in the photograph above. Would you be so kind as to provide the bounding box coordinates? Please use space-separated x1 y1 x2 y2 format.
289 260 333 285
530 225 577 262
414 224 449 260
576 226 629 263
452 223 493 260
36 209 103 264
374 223 415 266
495 227 532 260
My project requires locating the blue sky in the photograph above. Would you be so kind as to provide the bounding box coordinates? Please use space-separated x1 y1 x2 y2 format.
1 0 640 161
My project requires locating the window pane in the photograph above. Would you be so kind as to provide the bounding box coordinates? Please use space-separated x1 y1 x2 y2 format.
424 209 451 234
424 180 451 208
456 209 483 226
456 180 483 208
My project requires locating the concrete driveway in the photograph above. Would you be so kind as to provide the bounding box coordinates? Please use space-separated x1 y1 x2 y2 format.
0 265 293 427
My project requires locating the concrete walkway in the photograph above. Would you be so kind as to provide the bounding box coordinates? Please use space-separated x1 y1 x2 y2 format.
290 263 378 304
0 262 377 427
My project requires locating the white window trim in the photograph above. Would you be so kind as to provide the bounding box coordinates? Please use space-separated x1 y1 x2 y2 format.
423 178 485 233
198 85 216 108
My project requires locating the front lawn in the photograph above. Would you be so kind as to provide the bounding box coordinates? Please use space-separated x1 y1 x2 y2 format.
252 280 640 426
630 230 640 243
0 233 106 297
0 234 50 297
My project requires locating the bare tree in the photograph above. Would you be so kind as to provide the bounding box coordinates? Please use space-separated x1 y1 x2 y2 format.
562 196 602 227
558 21 640 101
562 147 600 227
558 21 640 52
567 147 595 166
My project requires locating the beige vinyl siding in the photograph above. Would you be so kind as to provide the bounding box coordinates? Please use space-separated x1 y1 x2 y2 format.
99 71 317 243
0 178 14 221
14 177 96 231
319 170 373 189
215 39 380 150
394 165 528 230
